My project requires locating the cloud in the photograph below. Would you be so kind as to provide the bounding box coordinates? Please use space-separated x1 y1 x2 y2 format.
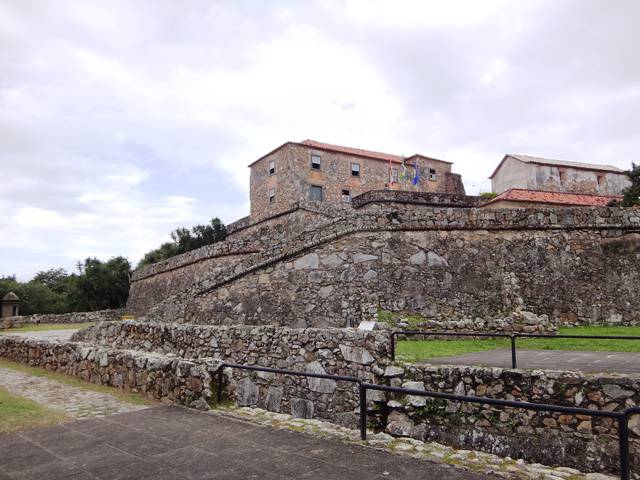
0 0 638 279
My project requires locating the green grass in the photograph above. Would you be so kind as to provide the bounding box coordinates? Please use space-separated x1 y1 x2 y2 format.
0 359 152 406
0 387 69 432
397 326 640 363
0 322 95 333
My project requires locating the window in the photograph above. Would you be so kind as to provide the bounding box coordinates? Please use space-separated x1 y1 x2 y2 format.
390 168 398 183
268 160 275 175
597 174 605 186
351 163 360 177
429 168 437 181
342 189 351 202
311 154 321 170
268 188 275 203
309 185 323 201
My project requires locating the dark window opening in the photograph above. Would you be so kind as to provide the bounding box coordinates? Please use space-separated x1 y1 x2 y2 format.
342 189 351 202
269 188 275 203
310 185 323 201
429 168 437 181
351 163 360 176
268 160 275 175
311 154 321 170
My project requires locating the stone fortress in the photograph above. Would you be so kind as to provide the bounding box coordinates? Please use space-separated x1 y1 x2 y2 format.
126 139 639 331
3 139 639 476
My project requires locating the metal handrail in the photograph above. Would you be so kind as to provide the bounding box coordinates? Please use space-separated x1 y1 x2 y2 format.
390 330 640 367
214 362 638 479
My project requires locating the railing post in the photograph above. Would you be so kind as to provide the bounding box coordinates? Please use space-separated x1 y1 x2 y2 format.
619 413 630 480
391 333 396 362
510 335 517 369
359 383 367 440
216 365 224 406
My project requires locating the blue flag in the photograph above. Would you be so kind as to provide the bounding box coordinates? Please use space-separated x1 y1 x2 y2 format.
412 161 420 185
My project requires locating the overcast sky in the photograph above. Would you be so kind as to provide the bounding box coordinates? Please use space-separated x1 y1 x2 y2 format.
1 0 639 280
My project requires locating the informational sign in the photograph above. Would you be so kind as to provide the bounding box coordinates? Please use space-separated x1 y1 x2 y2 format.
358 320 377 331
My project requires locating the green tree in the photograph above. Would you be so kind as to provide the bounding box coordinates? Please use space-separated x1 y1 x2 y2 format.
622 162 640 207
138 217 226 267
71 257 131 311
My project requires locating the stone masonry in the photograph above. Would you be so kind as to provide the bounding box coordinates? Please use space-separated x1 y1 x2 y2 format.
63 321 640 475
127 199 640 328
249 140 465 220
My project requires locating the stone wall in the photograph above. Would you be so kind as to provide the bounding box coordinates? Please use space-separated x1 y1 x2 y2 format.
0 335 214 408
70 320 639 474
128 201 640 328
351 190 483 209
1 309 124 329
375 363 640 474
72 320 392 426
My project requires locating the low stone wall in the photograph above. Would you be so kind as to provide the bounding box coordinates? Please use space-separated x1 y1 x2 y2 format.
0 335 215 408
380 309 558 334
352 190 483 209
375 363 640 474
72 321 392 426
1 309 124 329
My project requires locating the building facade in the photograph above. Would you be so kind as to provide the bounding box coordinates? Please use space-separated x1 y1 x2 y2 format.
249 139 465 219
489 154 631 196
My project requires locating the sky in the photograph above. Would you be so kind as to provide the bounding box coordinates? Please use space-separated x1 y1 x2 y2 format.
1 0 639 280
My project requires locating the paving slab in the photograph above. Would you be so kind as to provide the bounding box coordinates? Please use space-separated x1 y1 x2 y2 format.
0 406 495 479
423 348 640 373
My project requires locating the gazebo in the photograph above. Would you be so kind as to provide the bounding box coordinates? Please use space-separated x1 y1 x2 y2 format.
1 291 20 318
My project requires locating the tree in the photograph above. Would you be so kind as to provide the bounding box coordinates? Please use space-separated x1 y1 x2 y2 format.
621 162 640 207
71 257 131 311
138 218 227 267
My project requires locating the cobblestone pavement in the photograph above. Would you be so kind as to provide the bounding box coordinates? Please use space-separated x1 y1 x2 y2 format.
1 329 80 342
424 348 640 374
0 406 495 480
0 367 147 420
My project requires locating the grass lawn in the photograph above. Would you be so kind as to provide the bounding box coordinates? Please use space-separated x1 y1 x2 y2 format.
0 387 68 432
397 326 640 363
0 359 152 406
0 322 95 333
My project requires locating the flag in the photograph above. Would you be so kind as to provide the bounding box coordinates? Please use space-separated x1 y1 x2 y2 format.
412 161 420 185
400 162 407 182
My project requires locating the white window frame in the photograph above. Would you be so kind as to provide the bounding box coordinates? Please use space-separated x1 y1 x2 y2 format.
351 163 360 177
311 154 321 170
391 168 399 183
268 160 275 175
268 188 276 203
341 189 351 203
429 168 437 181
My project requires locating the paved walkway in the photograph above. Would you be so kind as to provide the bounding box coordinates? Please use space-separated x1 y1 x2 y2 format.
424 348 640 373
0 367 146 420
1 329 80 342
0 406 494 480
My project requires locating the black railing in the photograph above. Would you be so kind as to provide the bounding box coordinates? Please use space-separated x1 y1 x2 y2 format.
215 363 638 479
390 330 640 367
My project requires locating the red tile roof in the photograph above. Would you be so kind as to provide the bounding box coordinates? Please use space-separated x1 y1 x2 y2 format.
248 140 452 167
484 188 622 207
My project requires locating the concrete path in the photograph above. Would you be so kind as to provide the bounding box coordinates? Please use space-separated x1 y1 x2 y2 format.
0 367 146 420
424 348 640 374
1 329 80 342
0 406 494 480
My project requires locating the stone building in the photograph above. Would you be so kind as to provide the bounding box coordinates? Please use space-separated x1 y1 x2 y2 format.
489 154 631 196
1 292 20 318
482 189 622 209
249 139 465 219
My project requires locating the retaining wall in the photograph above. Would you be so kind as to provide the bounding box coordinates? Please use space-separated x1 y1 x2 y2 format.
1 309 124 329
128 203 640 328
